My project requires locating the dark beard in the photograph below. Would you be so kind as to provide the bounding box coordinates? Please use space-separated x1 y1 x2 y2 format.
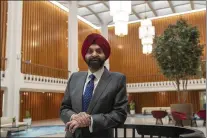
86 58 105 71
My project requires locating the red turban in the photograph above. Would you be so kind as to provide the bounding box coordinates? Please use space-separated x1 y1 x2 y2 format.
81 33 111 60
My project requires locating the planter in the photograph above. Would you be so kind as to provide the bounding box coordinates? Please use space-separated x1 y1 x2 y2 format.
130 110 135 115
12 121 16 127
23 118 32 126
170 103 193 126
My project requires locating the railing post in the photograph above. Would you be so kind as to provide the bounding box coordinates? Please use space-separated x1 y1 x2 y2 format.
132 128 135 138
124 127 126 138
114 128 117 138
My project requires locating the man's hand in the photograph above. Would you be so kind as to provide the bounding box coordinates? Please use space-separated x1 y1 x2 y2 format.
65 120 79 133
72 112 91 127
65 112 91 133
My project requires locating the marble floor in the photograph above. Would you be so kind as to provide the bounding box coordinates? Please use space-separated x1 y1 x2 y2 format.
30 115 206 137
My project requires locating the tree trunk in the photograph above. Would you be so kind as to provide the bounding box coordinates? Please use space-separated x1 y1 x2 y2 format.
175 78 180 103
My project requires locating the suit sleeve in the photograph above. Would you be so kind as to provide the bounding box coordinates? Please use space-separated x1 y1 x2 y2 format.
91 75 128 132
60 73 76 124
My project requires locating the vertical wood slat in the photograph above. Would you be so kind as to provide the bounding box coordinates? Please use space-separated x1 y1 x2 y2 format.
0 1 8 71
43 1 47 77
129 91 201 114
108 11 206 83
49 1 52 77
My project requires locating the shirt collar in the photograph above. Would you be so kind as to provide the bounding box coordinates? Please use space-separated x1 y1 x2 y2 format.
87 66 105 80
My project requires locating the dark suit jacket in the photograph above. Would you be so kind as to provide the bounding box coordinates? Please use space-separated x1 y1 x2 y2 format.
60 68 128 138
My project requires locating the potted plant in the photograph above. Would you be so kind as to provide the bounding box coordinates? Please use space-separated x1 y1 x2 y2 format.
153 18 204 124
129 100 135 115
23 110 32 126
12 117 16 127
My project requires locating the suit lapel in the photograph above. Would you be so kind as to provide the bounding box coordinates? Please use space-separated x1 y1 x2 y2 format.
87 68 112 113
74 72 87 112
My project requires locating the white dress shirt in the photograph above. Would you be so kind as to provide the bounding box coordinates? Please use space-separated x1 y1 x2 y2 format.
83 66 104 95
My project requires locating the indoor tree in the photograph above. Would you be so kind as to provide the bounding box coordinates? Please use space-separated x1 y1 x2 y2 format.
153 18 204 103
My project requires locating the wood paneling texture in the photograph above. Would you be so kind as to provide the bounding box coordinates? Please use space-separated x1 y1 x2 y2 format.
21 1 99 78
0 90 3 117
128 91 200 114
21 1 68 79
20 91 64 121
78 21 100 71
0 1 8 71
108 11 206 83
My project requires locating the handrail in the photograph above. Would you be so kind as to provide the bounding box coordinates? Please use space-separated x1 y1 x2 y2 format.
127 74 202 79
126 74 203 83
21 60 70 79
115 124 205 138
126 74 167 83
127 74 164 78
22 60 69 72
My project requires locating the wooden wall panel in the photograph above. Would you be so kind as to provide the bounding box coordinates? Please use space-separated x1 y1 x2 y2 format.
20 91 64 121
0 1 8 71
21 1 99 78
129 91 201 114
109 11 206 83
21 1 68 79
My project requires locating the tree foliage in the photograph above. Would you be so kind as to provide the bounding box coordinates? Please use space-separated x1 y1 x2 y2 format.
153 18 204 103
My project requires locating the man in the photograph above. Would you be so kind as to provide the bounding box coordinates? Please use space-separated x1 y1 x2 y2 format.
60 33 128 138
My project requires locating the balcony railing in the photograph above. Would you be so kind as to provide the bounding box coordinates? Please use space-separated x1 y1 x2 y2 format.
127 74 204 83
115 124 205 138
21 60 69 79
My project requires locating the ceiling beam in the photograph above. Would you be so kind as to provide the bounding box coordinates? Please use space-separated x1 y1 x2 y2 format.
78 1 101 8
83 8 153 18
132 8 141 19
101 2 109 9
79 1 198 18
79 4 103 24
86 6 103 24
193 2 205 6
83 10 109 17
145 1 157 16
132 2 149 7
83 4 188 18
101 1 147 8
167 0 176 13
107 20 113 25
190 1 194 10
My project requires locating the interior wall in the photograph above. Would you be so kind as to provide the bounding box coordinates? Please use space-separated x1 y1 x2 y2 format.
128 91 201 114
108 11 206 83
21 1 99 79
21 1 68 79
19 91 64 121
2 1 205 84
